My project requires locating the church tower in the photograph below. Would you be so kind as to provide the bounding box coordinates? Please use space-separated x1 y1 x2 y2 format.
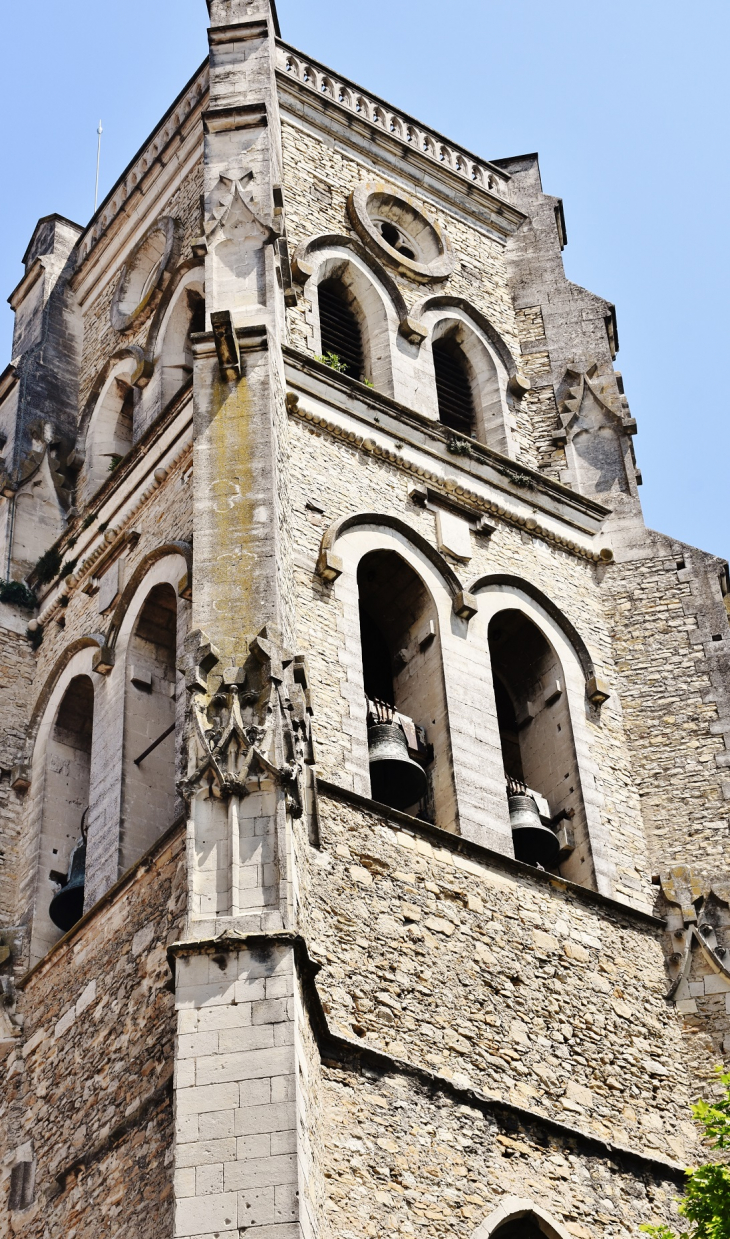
1 2 729 1235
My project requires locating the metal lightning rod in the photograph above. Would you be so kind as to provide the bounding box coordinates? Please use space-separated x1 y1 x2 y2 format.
94 120 103 213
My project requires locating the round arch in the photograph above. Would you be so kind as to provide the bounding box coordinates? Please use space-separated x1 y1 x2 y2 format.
473 1197 584 1239
144 258 205 363
80 354 140 500
291 233 410 323
467 573 596 684
23 644 100 965
318 512 464 599
469 577 614 894
77 348 145 446
21 635 106 772
410 294 518 377
141 261 205 419
105 542 192 656
296 241 399 396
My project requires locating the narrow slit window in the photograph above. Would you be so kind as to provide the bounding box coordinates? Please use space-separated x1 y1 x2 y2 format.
318 279 364 380
433 337 475 435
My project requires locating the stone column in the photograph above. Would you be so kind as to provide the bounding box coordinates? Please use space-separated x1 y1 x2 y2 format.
171 4 315 1236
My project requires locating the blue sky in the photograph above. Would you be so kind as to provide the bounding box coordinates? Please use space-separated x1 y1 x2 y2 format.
1 0 727 556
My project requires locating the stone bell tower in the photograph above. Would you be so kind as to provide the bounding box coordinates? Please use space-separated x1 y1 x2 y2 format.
1 0 729 1235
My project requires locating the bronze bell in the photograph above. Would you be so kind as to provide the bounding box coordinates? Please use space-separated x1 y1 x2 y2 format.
49 837 86 933
368 721 428 811
508 793 560 868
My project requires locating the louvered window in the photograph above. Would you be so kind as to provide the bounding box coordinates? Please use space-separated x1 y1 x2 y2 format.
318 280 364 380
433 338 475 435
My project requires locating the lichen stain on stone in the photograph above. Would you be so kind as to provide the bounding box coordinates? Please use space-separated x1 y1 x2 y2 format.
207 370 256 650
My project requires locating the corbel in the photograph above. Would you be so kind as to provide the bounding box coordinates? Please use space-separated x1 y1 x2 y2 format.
508 372 531 398
453 590 478 621
10 763 31 793
210 310 241 381
586 675 610 706
131 357 155 389
398 317 429 347
92 645 115 675
316 548 343 582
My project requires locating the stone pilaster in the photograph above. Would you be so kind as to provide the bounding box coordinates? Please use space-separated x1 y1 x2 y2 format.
173 5 310 1235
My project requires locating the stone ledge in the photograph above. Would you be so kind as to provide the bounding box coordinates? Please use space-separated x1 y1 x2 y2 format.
192 927 685 1183
316 778 663 930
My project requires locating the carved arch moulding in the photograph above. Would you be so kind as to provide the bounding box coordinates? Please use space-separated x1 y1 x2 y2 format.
110 216 182 333
315 511 478 621
290 232 428 345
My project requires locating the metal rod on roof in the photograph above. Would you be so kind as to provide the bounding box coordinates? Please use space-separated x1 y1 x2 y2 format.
94 120 103 213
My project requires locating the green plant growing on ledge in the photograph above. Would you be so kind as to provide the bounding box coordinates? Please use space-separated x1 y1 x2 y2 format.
34 547 62 585
314 351 348 374
0 580 36 610
107 454 124 473
641 1068 730 1239
446 434 474 459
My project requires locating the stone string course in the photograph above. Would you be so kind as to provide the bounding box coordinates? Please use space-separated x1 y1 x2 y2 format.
287 396 605 563
318 1062 681 1239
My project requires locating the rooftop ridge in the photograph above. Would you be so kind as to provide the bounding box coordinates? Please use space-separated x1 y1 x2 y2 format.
72 57 209 275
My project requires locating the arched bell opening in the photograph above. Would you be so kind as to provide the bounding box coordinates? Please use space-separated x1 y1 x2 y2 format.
84 377 135 499
159 282 205 409
488 609 583 871
433 334 476 436
428 314 512 455
43 675 95 939
120 582 179 872
357 549 456 826
318 276 365 381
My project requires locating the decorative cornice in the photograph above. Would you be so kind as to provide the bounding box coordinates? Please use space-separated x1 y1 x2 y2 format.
7 257 45 311
167 926 683 1181
276 43 526 238
283 350 613 562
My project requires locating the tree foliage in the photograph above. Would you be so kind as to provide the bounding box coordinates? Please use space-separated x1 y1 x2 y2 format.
642 1069 730 1239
